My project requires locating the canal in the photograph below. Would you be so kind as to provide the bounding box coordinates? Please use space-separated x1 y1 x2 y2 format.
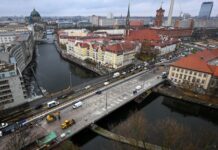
30 42 218 149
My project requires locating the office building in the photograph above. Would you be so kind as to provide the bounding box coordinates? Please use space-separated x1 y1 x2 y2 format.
199 1 213 19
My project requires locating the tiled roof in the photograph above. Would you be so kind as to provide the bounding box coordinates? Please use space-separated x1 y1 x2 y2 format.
171 49 218 76
105 41 135 54
126 29 160 41
130 20 144 27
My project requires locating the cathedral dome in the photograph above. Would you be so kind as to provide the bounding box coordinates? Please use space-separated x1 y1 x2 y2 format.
30 9 41 17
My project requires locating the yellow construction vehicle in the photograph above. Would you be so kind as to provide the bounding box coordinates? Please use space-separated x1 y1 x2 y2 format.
61 119 75 129
46 111 60 123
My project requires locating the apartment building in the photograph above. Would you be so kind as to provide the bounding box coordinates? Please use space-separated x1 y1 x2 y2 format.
67 40 138 69
0 57 27 110
168 49 218 93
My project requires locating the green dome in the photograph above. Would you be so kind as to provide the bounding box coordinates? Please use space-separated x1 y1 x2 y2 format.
30 8 41 17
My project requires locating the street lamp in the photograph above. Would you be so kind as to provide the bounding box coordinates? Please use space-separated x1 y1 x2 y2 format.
105 91 108 111
69 72 72 88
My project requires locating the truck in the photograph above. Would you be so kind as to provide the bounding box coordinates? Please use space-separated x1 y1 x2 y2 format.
47 100 59 108
72 101 83 109
61 119 76 129
113 72 120 78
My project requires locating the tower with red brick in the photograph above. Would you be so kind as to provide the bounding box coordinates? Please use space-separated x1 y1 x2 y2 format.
154 7 165 27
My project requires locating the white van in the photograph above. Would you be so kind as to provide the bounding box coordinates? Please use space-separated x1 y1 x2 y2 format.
104 82 109 86
72 101 83 109
47 100 59 108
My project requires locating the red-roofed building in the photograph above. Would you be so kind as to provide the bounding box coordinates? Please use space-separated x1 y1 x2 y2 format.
168 49 218 93
130 20 144 29
126 29 160 41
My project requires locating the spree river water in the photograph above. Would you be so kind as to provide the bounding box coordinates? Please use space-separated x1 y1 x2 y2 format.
32 43 98 93
33 42 218 149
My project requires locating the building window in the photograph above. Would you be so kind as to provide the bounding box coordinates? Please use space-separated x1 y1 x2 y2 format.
190 71 192 75
192 77 196 82
172 73 175 77
202 80 205 84
179 74 182 79
194 72 197 75
204 74 207 78
198 73 202 77
188 76 191 81
177 68 179 71
184 75 187 80
185 70 188 74
176 74 178 78
196 79 200 83
181 69 184 73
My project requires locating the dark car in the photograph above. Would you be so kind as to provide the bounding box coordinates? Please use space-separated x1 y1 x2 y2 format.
34 104 43 110
133 90 137 95
96 90 102 95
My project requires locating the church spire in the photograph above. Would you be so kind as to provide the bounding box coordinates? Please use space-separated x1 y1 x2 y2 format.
126 1 130 36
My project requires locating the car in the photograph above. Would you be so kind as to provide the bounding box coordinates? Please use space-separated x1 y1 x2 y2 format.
72 101 83 109
84 85 91 89
96 90 102 95
133 90 137 95
34 104 43 110
58 95 67 99
104 82 109 86
0 123 8 129
122 72 126 75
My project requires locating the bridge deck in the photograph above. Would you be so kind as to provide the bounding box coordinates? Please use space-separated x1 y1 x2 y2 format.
0 70 164 150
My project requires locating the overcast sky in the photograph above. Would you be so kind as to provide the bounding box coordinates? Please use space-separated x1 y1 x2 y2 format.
0 0 217 17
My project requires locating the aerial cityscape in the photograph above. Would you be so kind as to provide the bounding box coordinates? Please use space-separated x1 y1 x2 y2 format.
0 0 218 150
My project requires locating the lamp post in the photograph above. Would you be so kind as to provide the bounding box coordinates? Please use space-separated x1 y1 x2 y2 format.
105 91 108 111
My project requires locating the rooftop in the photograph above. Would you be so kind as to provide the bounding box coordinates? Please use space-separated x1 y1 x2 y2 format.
171 49 218 77
126 29 160 41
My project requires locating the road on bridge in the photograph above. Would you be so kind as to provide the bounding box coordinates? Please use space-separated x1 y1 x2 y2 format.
0 68 164 150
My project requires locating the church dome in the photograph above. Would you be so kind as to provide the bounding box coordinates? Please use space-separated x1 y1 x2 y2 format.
30 9 41 17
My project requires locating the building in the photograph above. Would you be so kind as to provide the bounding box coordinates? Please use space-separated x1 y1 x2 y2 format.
27 8 42 24
126 29 160 42
130 20 144 29
0 53 27 110
198 2 213 19
99 18 115 27
66 39 139 69
168 49 218 94
89 15 100 26
174 18 194 29
154 7 165 27
151 28 193 39
194 18 218 28
0 32 16 44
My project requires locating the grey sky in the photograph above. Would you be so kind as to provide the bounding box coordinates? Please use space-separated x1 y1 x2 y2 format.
0 0 217 17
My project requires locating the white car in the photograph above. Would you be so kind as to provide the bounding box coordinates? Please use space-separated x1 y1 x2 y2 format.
104 82 109 86
0 123 8 129
84 85 91 89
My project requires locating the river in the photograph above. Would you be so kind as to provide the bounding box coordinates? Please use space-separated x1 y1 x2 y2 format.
31 41 218 149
